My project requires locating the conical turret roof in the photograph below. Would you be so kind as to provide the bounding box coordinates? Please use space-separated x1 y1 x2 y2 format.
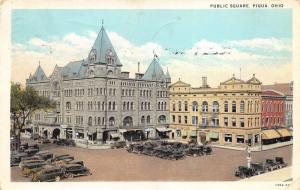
142 57 165 81
31 64 48 82
88 25 122 66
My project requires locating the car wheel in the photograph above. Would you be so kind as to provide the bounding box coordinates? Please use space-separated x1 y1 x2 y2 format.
55 176 60 182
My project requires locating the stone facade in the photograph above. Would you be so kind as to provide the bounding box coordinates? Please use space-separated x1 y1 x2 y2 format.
26 25 171 145
169 75 262 148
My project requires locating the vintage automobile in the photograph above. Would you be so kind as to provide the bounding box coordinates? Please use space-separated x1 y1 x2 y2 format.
266 159 279 171
32 166 65 182
275 157 288 169
235 166 255 178
52 154 74 162
111 141 126 149
63 164 91 179
24 148 39 156
11 152 28 166
250 162 266 175
19 159 45 170
21 155 41 161
22 162 48 177
35 151 53 161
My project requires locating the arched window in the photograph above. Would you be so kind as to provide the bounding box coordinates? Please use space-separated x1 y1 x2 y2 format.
224 101 228 112
158 115 166 124
148 102 151 110
97 117 101 125
163 102 167 110
232 101 236 113
192 101 198 112
202 101 208 112
158 102 161 110
108 101 112 110
88 116 93 126
109 117 115 126
123 102 126 110
146 115 151 124
66 102 71 110
141 102 144 110
141 116 145 124
172 102 175 111
184 101 188 111
240 101 245 113
113 102 116 110
130 102 133 110
178 101 182 111
127 102 130 110
212 101 219 113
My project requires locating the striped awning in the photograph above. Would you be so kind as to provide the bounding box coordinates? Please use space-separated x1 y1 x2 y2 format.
262 130 280 140
276 128 292 137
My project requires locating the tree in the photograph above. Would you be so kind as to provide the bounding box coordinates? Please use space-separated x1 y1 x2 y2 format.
10 82 55 151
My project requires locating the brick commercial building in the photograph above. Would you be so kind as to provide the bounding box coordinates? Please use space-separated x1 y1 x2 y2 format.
169 74 262 148
26 24 171 147
261 90 285 129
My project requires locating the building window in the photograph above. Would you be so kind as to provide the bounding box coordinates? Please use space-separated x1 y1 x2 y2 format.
236 135 245 143
224 117 228 127
224 134 232 143
178 116 181 123
255 134 259 143
184 101 188 111
172 115 175 123
202 101 208 112
172 102 175 111
224 101 228 112
232 118 236 127
212 118 219 127
212 101 219 112
66 102 71 111
240 118 244 127
178 101 182 111
232 101 236 113
184 116 188 124
240 101 245 113
192 101 198 112
192 116 198 125
88 116 92 126
130 102 133 110
147 115 151 124
141 116 145 124
202 116 208 126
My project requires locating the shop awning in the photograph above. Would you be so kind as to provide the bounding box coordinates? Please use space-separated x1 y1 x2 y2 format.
110 133 120 138
156 127 171 133
276 128 292 137
181 130 188 136
119 129 127 133
208 132 219 139
262 130 280 140
190 130 197 137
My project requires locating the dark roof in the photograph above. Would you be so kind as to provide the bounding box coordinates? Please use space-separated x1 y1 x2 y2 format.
262 90 284 97
142 57 167 81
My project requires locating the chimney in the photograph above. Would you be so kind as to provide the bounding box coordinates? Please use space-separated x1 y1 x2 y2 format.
202 76 207 87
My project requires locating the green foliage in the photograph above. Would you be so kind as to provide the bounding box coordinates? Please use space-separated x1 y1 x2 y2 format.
10 82 55 129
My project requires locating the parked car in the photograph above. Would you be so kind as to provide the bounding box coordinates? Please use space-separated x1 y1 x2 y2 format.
10 152 28 166
36 151 53 161
266 159 278 171
235 166 255 178
52 154 74 162
19 159 45 170
32 166 65 182
111 141 126 149
275 157 288 169
22 162 48 177
63 164 91 179
21 155 41 161
250 162 266 175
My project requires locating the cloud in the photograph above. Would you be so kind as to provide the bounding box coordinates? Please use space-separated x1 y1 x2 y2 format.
11 31 292 87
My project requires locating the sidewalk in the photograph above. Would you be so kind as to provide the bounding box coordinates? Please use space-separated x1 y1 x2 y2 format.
241 166 292 181
212 141 293 152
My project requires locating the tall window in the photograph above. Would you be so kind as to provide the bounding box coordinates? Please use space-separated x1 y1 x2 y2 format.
224 101 228 112
192 101 198 112
232 101 236 113
240 101 245 113
212 101 219 112
232 118 236 127
202 116 208 126
178 116 182 123
192 116 198 125
184 101 188 111
184 116 188 124
202 101 208 112
172 102 176 111
141 116 145 124
224 117 228 127
146 116 151 123
178 101 182 111
172 115 175 123
240 118 245 127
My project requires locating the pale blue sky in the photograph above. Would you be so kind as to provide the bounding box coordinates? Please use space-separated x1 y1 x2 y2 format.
12 9 292 49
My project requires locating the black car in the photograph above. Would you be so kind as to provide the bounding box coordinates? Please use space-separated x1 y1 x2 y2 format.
32 166 65 182
235 166 255 178
24 148 39 156
52 154 74 162
36 151 54 161
11 152 28 166
250 162 266 175
63 164 91 179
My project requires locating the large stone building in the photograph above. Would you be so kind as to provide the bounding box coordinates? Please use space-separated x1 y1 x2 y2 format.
169 75 262 147
26 24 171 147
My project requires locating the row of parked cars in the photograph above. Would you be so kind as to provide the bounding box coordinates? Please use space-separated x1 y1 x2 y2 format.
127 141 212 160
234 157 288 178
11 143 92 182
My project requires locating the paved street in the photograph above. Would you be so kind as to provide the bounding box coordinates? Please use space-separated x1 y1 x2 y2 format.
11 139 292 182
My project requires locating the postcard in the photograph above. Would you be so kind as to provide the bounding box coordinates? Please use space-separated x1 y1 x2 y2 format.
0 0 300 190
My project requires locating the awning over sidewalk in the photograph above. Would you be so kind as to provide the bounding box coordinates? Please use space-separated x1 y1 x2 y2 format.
110 133 120 138
276 128 292 137
156 127 171 133
208 132 219 139
262 130 280 140
190 130 197 137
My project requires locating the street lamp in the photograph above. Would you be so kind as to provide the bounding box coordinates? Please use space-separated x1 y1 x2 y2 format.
246 145 252 169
